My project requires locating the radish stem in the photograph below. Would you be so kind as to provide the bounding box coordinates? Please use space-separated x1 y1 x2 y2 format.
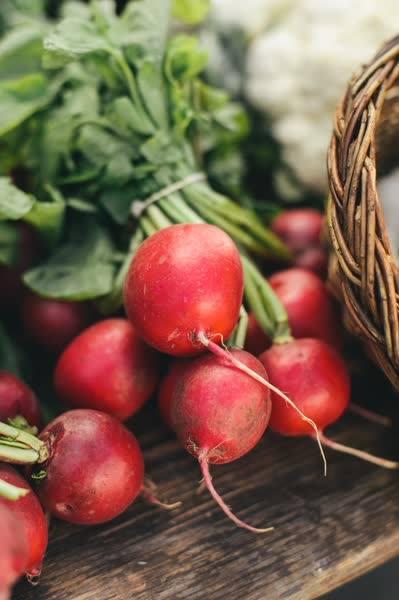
0 478 29 501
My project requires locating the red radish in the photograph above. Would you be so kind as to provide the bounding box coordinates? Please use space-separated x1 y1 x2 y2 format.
271 209 323 252
0 224 38 312
124 224 243 356
35 409 144 524
271 209 327 277
259 339 399 469
158 360 189 429
0 503 28 600
55 319 160 421
170 349 272 532
294 246 327 278
244 313 271 356
0 464 48 580
0 372 42 428
268 268 343 351
21 293 90 353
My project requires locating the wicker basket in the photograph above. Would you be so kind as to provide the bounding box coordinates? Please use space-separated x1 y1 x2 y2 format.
327 35 399 390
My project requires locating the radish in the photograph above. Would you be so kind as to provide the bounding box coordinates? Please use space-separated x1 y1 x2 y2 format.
0 464 48 580
21 293 90 353
124 224 243 356
33 409 144 524
268 268 342 351
0 224 38 313
55 319 160 421
0 503 28 600
271 209 327 277
170 349 272 532
0 372 42 429
259 339 399 469
158 360 189 430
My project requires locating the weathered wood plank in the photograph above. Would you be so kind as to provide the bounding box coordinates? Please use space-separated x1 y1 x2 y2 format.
12 368 399 600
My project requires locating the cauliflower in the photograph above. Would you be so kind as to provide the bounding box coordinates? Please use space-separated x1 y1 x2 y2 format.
211 0 399 195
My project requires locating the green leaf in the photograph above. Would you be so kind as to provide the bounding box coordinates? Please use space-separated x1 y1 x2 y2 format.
104 154 134 186
0 178 34 220
76 123 135 166
140 131 182 165
43 17 113 69
23 221 117 300
165 35 208 83
23 186 65 247
100 185 135 225
0 222 19 266
137 62 167 130
0 72 61 136
0 25 46 81
67 198 98 214
172 0 210 24
107 96 154 136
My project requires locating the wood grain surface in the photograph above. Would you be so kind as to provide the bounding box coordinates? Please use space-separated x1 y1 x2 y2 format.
12 361 399 600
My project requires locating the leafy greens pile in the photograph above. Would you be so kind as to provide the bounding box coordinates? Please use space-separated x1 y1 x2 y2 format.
0 0 289 336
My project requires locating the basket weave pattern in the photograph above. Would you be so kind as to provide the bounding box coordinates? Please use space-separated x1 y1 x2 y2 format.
327 35 399 389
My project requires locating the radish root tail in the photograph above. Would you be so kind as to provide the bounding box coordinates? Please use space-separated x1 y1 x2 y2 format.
313 431 399 470
349 403 392 428
199 454 273 534
198 332 327 476
142 479 182 511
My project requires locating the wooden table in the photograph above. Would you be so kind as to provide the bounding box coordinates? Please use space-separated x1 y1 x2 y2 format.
13 365 399 600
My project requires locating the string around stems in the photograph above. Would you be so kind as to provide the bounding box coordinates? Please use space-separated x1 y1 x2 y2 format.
312 431 399 470
199 454 273 534
196 332 328 476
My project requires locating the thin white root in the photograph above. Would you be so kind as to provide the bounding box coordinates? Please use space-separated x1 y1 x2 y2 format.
312 431 399 470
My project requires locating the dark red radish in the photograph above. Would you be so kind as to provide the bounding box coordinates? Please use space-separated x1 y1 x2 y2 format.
271 209 327 277
55 319 160 421
170 349 272 532
124 224 243 356
158 360 190 430
0 464 48 580
245 313 271 356
35 409 144 525
259 338 399 469
0 503 28 600
0 224 38 313
0 372 42 429
268 268 343 351
294 246 327 278
271 209 323 252
21 293 90 353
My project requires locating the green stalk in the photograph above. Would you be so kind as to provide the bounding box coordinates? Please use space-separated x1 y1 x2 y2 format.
229 306 249 349
242 256 292 344
0 445 41 465
140 216 157 237
0 478 29 501
0 422 45 454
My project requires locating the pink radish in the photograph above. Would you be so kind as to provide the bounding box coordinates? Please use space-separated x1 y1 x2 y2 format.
170 349 272 532
21 293 90 353
124 224 243 356
0 372 42 428
0 464 48 580
271 209 327 277
55 319 160 421
0 503 28 600
268 268 342 351
259 339 399 469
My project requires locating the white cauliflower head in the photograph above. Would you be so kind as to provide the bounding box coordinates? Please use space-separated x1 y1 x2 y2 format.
212 0 399 194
